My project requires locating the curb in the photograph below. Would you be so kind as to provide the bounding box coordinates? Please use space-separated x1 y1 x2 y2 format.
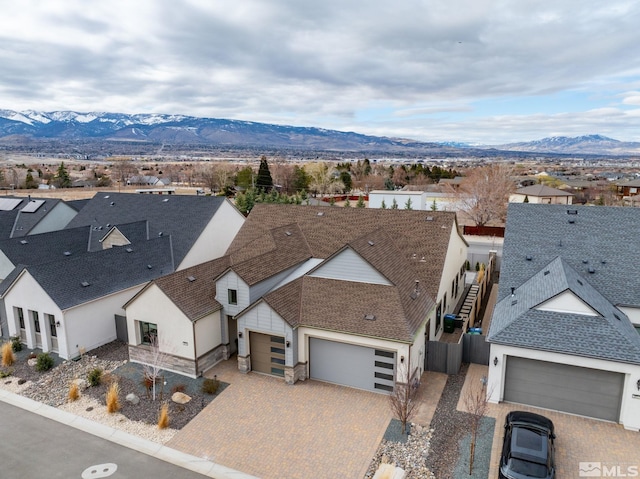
0 388 258 479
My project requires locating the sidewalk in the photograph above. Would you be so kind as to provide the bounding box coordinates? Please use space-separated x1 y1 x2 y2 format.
0 387 257 479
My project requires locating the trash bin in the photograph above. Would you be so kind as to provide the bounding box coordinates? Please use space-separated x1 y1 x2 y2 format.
444 313 456 333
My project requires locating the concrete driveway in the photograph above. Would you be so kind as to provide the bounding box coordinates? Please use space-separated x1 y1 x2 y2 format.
460 364 640 478
168 360 392 479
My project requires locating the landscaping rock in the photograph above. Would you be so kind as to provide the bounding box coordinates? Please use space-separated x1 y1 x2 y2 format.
73 378 88 390
27 358 37 367
126 393 140 405
171 392 191 404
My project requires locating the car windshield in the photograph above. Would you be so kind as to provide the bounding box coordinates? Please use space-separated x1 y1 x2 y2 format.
508 458 548 478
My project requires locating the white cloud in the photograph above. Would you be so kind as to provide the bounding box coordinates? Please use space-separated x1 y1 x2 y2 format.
0 0 639 142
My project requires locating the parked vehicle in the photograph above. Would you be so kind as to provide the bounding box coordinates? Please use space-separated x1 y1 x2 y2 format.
499 411 555 479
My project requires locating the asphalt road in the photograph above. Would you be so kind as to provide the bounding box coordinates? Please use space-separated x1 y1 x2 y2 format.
0 401 210 479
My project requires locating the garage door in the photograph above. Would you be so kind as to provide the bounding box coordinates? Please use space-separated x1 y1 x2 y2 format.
504 357 624 422
250 332 285 377
309 338 395 393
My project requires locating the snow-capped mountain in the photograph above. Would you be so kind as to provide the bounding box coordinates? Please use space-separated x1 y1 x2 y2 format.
494 135 640 155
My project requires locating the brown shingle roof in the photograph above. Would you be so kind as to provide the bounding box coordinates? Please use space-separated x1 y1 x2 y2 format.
152 256 231 321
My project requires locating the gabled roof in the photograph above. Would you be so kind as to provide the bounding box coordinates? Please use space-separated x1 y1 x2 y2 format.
227 204 461 300
0 225 91 267
514 184 573 197
65 192 229 266
0 237 175 310
488 257 640 365
0 196 67 238
498 204 640 307
141 256 232 321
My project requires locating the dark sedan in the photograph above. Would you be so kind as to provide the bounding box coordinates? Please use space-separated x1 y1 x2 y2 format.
499 411 556 479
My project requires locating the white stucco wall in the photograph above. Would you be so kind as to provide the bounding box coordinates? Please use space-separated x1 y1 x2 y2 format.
487 343 640 431
178 199 245 270
194 312 222 358
368 191 426 210
536 291 599 315
125 283 198 360
509 193 573 205
63 285 145 359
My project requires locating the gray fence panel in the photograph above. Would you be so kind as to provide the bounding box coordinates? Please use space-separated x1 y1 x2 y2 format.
427 340 463 374
463 334 491 365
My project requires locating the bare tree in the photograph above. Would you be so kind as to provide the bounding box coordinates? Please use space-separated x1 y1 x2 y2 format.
453 164 515 227
141 335 170 401
306 162 344 197
388 361 420 434
110 157 138 184
463 376 494 475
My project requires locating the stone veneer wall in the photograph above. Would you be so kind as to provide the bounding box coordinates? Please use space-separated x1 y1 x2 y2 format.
129 344 197 377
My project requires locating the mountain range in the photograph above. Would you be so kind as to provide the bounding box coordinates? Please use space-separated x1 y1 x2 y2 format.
0 110 639 157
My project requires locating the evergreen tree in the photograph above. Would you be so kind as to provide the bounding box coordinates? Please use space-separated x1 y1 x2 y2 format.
235 166 254 190
356 195 365 208
404 197 413 210
55 162 71 188
523 195 529 203
381 199 387 209
329 196 336 206
293 166 310 192
391 198 398 209
384 177 395 190
344 197 351 207
256 155 273 192
25 171 38 189
339 171 352 192
430 199 438 211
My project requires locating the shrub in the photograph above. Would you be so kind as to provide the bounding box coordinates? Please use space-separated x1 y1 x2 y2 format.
106 382 120 413
201 377 220 395
171 383 186 394
10 336 22 352
68 381 80 402
158 403 169 429
1 342 15 367
36 352 54 372
0 369 12 378
87 368 103 387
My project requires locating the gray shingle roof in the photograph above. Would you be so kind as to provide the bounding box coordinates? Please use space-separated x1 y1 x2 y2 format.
514 184 573 197
65 192 228 266
0 196 66 238
498 204 640 306
491 204 640 364
1 237 175 310
0 226 91 267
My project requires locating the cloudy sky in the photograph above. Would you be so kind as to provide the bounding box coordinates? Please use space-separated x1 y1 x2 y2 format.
1 0 639 144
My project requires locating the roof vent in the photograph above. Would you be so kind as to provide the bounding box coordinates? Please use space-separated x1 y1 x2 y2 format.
110 202 115 206
568 219 575 224
420 256 426 262
525 255 533 261
285 231 292 236
426 216 433 221
601 260 607 264
543 270 550 276
364 314 376 321
368 240 375 246
567 209 578 215
510 287 515 296
511 299 518 306
582 259 588 264
106 224 111 228
81 281 90 287
98 226 103 230
20 240 28 245
104 195 110 199
162 198 169 202
577 279 583 286
614 313 621 321
64 251 71 256
588 267 595 274
158 232 163 237
187 276 196 282
147 264 153 269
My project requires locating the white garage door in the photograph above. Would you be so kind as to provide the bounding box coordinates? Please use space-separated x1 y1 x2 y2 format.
504 357 624 422
309 338 395 393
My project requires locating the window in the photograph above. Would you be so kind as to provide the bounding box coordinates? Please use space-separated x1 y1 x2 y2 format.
32 311 40 333
375 349 394 359
16 307 25 329
443 294 447 312
436 303 442 330
228 289 238 305
139 322 158 345
46 314 57 337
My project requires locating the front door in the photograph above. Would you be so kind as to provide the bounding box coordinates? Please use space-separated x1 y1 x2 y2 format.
47 314 58 352
32 311 42 349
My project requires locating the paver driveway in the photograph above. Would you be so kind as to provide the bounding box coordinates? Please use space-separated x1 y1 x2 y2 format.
168 360 392 479
460 364 640 478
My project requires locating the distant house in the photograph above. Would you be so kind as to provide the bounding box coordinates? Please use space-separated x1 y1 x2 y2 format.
487 204 640 431
126 175 169 186
509 184 573 204
615 179 640 200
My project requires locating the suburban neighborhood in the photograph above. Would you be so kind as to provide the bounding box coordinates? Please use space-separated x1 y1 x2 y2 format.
0 171 639 478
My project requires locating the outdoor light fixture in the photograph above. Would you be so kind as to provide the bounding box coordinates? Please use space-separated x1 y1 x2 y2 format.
400 356 405 363
238 331 243 338
55 321 61 327
286 340 291 348
493 356 498 366
637 379 640 391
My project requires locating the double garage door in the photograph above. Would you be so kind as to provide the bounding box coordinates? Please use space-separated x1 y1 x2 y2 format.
309 338 395 393
504 357 624 422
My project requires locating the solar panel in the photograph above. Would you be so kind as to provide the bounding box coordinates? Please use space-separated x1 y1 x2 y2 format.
21 200 45 213
0 198 23 211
